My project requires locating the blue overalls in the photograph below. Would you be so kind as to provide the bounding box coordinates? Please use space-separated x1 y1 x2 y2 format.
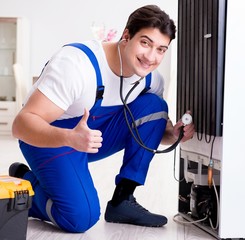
19 43 169 233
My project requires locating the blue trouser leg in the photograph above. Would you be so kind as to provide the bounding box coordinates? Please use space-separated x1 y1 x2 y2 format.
88 93 168 185
19 93 168 233
19 144 100 233
116 93 168 184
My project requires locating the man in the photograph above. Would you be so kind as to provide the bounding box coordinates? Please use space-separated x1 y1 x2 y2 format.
10 5 195 233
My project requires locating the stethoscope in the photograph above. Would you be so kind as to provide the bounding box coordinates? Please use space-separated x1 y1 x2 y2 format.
117 39 192 154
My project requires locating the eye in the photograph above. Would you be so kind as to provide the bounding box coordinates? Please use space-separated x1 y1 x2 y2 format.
141 39 151 47
157 47 168 55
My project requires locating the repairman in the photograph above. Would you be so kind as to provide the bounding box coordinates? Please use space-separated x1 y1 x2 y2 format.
10 5 195 233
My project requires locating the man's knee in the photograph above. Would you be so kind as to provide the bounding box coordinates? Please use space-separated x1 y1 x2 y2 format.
145 93 168 112
130 93 168 114
130 94 168 129
50 200 101 233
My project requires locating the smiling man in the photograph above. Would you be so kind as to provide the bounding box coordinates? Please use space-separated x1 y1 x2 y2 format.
10 5 194 233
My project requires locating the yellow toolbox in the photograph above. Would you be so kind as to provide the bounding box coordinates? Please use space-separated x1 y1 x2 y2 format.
0 175 34 240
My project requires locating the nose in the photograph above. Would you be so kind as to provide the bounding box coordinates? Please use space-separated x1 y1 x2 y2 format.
144 48 156 62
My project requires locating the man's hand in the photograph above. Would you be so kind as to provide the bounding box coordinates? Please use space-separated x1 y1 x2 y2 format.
173 111 195 142
71 108 103 153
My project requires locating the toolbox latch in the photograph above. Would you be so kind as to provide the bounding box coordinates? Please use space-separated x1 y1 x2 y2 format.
8 190 31 211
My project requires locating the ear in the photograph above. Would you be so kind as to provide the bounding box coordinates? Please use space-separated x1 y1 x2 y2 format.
122 29 130 41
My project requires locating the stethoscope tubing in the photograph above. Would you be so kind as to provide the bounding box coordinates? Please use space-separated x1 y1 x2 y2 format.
119 75 184 154
117 39 184 154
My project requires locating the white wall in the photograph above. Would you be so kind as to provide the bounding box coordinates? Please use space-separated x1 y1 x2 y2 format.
0 0 177 102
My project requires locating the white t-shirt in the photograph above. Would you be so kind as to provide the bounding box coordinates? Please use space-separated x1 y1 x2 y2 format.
27 40 165 120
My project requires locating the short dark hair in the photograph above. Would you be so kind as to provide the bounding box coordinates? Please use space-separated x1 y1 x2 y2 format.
124 5 176 41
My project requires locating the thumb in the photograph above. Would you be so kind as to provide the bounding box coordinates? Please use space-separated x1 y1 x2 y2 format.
80 108 90 125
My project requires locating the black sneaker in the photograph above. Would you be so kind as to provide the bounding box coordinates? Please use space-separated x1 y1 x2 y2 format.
9 162 30 178
104 195 167 227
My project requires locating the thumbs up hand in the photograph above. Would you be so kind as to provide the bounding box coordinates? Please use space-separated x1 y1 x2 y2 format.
71 108 103 153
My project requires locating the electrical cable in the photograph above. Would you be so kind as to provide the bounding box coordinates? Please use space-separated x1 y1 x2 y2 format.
210 136 216 159
173 213 208 225
207 136 220 230
208 136 216 188
209 178 220 230
173 148 185 182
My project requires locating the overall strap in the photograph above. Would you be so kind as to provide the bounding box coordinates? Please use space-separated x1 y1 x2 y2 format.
140 72 152 95
64 43 104 105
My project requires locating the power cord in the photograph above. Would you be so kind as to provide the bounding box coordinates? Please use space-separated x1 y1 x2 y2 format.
173 213 208 225
209 177 220 230
173 148 185 182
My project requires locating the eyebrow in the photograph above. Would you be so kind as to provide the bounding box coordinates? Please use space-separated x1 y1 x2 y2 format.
140 35 169 49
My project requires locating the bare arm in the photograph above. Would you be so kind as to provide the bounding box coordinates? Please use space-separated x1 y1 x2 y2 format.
12 89 102 153
160 119 176 145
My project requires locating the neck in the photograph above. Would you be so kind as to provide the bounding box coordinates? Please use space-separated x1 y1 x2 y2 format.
103 41 133 77
102 42 121 76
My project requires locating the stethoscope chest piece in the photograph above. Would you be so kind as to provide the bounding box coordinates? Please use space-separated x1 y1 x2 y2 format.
181 113 192 126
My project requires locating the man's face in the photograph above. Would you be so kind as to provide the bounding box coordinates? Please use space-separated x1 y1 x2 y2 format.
122 28 171 77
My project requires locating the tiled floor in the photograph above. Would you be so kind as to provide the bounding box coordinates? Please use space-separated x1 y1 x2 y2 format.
0 135 218 240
